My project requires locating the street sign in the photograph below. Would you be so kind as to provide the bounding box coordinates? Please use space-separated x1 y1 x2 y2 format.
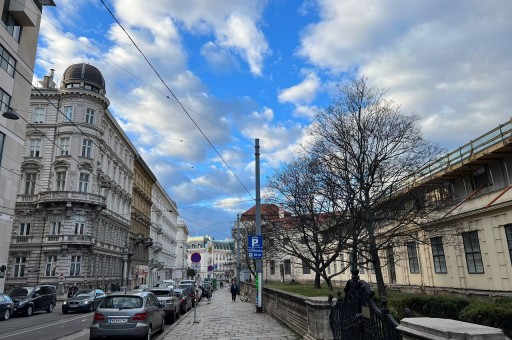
191 252 201 263
248 235 263 259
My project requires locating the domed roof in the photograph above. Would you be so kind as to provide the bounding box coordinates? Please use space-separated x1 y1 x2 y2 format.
61 63 105 93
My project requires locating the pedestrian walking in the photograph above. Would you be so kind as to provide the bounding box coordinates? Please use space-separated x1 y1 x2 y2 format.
230 282 238 302
220 281 224 289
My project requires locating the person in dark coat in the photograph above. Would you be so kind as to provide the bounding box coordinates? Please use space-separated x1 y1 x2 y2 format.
230 282 238 302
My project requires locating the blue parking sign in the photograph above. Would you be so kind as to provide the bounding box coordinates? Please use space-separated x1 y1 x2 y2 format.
248 235 263 259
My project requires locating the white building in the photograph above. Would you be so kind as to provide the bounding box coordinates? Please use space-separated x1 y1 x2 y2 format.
175 219 189 281
187 235 234 282
0 0 55 292
5 64 136 294
148 182 178 286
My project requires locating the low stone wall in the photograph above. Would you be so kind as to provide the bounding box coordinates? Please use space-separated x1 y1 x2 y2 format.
240 282 332 340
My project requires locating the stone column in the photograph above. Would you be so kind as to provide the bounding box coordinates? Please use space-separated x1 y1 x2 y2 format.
397 318 506 340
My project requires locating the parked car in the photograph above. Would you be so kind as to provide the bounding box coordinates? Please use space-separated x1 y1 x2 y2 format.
177 282 199 305
154 279 176 289
174 287 192 314
147 288 180 324
0 293 14 321
7 285 57 316
131 284 149 292
89 291 165 340
62 289 106 314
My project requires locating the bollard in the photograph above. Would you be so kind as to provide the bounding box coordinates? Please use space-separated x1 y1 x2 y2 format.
193 298 199 323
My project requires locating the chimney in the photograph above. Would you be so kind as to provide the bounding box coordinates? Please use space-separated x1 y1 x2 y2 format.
39 69 56 89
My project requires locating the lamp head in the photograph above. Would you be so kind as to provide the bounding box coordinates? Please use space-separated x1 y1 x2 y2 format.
2 107 19 120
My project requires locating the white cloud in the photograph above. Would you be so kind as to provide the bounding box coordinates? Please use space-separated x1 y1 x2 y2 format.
278 72 321 105
298 0 512 149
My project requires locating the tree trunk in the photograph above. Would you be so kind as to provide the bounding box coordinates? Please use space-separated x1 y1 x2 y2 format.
314 272 321 288
368 230 387 297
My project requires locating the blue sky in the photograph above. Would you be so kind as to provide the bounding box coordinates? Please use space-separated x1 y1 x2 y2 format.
34 0 512 239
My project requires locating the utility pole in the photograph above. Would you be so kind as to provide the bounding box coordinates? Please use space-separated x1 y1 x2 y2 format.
255 139 263 313
236 214 241 292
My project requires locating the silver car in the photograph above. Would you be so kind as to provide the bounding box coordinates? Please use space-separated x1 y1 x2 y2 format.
89 291 165 340
146 288 180 324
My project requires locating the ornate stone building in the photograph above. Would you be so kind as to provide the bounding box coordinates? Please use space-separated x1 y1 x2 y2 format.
5 63 136 294
148 182 179 287
0 0 55 292
129 157 155 287
175 219 189 281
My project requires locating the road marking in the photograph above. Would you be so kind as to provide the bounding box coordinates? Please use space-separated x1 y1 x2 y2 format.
0 314 92 339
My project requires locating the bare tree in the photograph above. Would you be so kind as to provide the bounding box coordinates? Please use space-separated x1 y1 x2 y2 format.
309 77 450 297
266 155 352 289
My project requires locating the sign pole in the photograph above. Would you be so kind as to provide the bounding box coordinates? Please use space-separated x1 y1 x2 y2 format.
255 139 263 313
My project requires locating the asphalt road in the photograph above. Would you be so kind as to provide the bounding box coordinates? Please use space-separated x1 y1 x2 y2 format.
0 302 94 340
0 301 196 340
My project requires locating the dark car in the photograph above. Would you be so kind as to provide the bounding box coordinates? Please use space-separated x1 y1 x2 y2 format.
62 289 106 314
8 285 57 316
0 293 14 320
176 283 197 306
174 287 192 314
89 291 165 340
147 288 180 324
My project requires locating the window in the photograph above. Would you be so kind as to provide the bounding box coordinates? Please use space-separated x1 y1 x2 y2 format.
62 106 73 121
13 257 26 277
1 1 21 42
79 173 89 192
462 231 484 274
506 225 512 265
19 223 30 236
74 222 85 235
29 138 41 157
0 132 4 167
333 260 337 273
56 171 66 191
327 261 331 275
268 260 275 275
59 137 70 155
50 221 61 235
284 259 291 275
33 107 45 123
45 256 57 276
70 256 81 276
0 88 11 113
407 242 420 273
81 138 92 158
85 108 95 124
0 43 16 76
302 260 310 274
471 166 491 190
431 237 447 273
24 173 37 195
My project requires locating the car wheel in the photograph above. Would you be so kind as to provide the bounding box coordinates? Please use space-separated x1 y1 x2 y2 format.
25 305 33 317
3 309 10 321
159 318 165 333
47 303 54 313
140 327 151 340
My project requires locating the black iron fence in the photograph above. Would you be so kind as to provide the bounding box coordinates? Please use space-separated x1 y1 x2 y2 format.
329 269 401 340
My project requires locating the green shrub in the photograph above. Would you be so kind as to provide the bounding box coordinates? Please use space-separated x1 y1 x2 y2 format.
459 302 512 337
421 297 470 320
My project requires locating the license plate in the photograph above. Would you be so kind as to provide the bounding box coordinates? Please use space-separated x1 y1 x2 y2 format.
69 305 78 308
108 318 128 324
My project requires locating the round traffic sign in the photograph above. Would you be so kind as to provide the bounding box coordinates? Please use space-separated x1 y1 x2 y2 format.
191 252 201 263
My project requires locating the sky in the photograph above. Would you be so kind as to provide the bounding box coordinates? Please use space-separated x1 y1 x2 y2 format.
33 0 512 239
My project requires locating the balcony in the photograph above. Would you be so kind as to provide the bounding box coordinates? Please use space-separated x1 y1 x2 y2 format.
37 191 106 208
151 242 163 253
14 235 37 244
17 194 37 203
45 234 95 246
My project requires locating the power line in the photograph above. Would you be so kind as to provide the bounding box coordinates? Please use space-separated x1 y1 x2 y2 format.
99 0 254 200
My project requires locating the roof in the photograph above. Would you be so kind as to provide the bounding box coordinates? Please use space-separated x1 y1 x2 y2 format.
240 204 291 222
61 63 105 92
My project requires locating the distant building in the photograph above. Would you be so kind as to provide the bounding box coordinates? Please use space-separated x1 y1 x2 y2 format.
187 235 234 281
0 0 56 292
175 219 189 280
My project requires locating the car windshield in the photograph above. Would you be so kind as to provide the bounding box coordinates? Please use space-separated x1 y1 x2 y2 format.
8 286 34 297
176 284 190 289
74 290 94 297
149 290 170 296
101 296 143 309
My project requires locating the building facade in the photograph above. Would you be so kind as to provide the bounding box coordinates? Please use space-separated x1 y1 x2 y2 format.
128 157 156 287
5 63 136 294
0 0 55 292
175 219 189 281
187 235 234 282
148 182 178 287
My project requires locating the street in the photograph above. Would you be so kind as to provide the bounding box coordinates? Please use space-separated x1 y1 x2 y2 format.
0 301 194 340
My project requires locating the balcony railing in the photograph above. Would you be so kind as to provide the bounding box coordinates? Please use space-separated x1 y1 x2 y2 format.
17 194 37 203
14 235 36 243
37 191 106 207
45 234 95 245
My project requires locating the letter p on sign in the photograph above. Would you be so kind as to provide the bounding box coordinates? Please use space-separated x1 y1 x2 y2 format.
252 237 259 247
